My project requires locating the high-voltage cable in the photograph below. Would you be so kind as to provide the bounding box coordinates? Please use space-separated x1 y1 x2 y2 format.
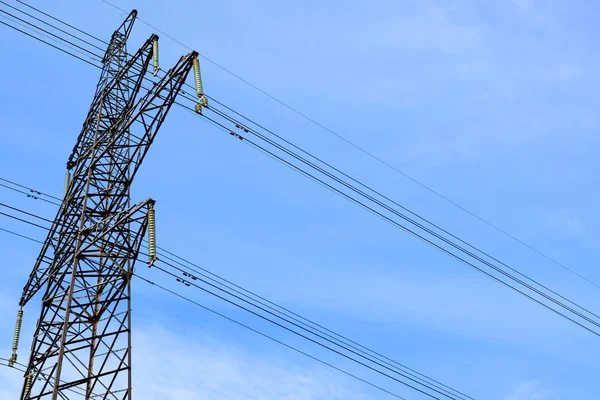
149 257 468 400
153 245 470 399
1 0 105 51
135 274 413 400
0 195 473 400
203 106 600 325
96 0 600 293
5 1 599 301
1 222 416 400
1 9 599 338
1 4 597 338
194 112 600 335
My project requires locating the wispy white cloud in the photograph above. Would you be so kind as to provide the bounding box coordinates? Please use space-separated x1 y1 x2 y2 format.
511 0 536 12
0 324 378 399
356 3 482 55
132 325 375 400
504 380 550 400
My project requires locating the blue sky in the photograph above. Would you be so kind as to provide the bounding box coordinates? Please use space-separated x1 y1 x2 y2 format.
1 0 599 398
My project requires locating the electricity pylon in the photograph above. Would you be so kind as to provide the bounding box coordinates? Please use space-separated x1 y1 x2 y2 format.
11 10 202 399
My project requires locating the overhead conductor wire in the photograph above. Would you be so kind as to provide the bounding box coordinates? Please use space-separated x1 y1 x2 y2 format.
95 0 600 291
0 188 470 400
0 213 413 400
1 9 600 339
0 8 475 399
2 4 599 397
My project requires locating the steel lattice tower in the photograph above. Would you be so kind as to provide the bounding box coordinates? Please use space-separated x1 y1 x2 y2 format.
15 11 198 399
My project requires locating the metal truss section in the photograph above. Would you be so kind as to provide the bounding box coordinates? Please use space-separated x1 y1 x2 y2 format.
23 201 152 400
21 31 158 306
18 9 197 400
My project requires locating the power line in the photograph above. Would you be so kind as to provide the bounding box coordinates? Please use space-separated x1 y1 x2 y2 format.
0 220 416 400
151 256 466 400
0 360 26 374
16 0 108 45
1 3 595 396
159 55 600 338
48 11 598 339
2 12 600 340
0 194 472 399
134 274 411 400
0 226 44 244
181 101 598 333
0 181 62 206
0 11 100 64
0 19 99 68
0 8 101 64
95 0 597 292
171 98 600 336
0 177 63 201
0 201 54 223
8 0 596 330
150 262 450 400
196 110 600 335
0 210 49 231
0 6 568 327
155 246 471 399
1 7 472 399
1 0 105 52
207 109 600 327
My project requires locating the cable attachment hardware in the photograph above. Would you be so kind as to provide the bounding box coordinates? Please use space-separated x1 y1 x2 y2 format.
64 170 71 198
147 203 157 267
24 372 32 399
192 55 208 114
152 37 159 76
62 170 71 210
9 308 23 367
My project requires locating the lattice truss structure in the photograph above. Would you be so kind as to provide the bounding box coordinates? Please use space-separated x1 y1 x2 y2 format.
15 11 197 400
